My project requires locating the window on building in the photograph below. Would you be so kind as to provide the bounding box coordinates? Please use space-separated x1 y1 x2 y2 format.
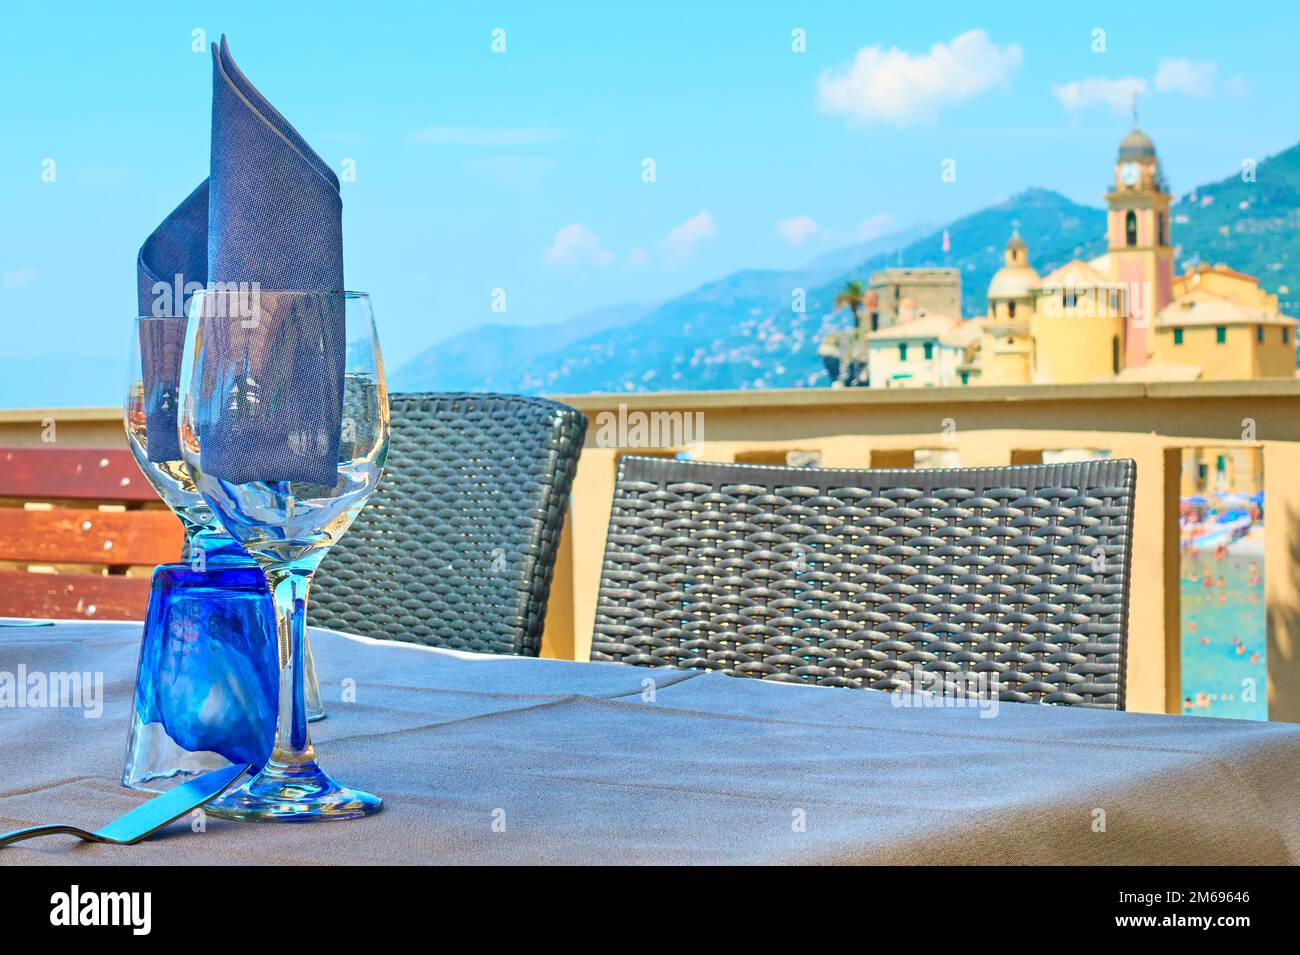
1173 327 1184 345
1063 290 1078 309
1216 326 1227 344
1285 327 1291 345
923 342 934 360
1158 212 1166 245
898 343 908 361
1125 211 1138 247
1108 289 1120 315
1112 335 1120 374
870 312 879 331
1007 301 1016 319
960 371 969 385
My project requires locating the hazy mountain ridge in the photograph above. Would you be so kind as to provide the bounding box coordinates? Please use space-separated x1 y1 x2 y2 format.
803 221 935 272
389 301 649 393
394 141 1300 393
397 189 1107 393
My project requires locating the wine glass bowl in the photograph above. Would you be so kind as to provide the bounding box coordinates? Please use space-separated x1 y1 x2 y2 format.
126 316 221 544
179 289 388 821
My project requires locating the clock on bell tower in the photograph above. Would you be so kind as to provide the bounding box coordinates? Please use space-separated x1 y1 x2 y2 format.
1106 119 1174 368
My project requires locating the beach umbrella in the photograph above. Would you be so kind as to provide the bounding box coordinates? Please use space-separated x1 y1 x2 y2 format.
1213 492 1252 507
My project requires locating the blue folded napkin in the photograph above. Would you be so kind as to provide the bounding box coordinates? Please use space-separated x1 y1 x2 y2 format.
137 183 206 463
137 36 344 485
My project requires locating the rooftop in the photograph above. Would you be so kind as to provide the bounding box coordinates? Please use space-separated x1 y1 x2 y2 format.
868 311 962 343
1033 258 1114 290
1155 288 1298 328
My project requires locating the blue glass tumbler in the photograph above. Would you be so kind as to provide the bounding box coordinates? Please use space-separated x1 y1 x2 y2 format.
122 533 278 791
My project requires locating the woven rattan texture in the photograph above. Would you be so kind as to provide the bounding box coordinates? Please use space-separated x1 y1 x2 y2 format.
592 456 1135 708
311 393 587 656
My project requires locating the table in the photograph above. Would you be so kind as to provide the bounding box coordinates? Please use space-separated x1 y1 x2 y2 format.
1 621 1297 865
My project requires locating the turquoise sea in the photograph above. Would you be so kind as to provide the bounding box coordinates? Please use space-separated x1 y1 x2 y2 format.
1179 549 1267 721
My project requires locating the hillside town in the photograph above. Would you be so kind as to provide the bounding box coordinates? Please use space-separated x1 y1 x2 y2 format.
819 125 1299 388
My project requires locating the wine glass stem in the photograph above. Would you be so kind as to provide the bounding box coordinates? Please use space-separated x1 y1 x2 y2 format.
266 565 316 765
180 522 203 561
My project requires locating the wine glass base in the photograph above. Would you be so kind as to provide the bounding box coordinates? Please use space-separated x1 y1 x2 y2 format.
205 758 382 822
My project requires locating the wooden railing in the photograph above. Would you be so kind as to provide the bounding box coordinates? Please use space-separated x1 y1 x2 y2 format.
0 446 181 619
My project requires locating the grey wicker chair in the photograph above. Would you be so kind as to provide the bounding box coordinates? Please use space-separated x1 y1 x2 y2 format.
311 392 587 656
592 455 1135 709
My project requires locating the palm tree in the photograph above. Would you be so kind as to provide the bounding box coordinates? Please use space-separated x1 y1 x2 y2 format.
832 280 868 385
833 280 867 331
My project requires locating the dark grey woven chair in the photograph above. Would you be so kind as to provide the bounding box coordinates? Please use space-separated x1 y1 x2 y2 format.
311 392 587 656
592 455 1135 709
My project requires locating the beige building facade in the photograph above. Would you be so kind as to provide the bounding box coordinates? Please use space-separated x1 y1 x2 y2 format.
865 302 972 388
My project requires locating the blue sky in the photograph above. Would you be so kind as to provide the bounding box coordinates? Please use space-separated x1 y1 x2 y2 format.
3 0 1299 407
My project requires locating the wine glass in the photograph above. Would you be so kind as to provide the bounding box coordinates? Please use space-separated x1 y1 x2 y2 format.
179 289 388 821
124 315 276 793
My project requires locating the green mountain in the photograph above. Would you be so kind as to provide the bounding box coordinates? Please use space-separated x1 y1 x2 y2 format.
392 141 1300 393
839 186 1107 321
1168 141 1300 315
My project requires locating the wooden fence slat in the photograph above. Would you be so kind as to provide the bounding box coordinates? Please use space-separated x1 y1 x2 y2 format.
0 508 183 566
0 448 158 502
0 447 175 619
0 569 152 620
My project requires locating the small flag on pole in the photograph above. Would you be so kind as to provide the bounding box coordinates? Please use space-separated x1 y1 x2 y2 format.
941 230 951 254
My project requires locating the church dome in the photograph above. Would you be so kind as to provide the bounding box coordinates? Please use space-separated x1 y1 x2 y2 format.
988 231 1038 300
1118 126 1156 160
988 263 1039 300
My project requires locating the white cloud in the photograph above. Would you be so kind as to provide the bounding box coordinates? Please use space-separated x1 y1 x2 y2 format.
543 224 613 268
663 211 717 257
1051 76 1148 116
1056 60 1225 117
2 266 39 289
777 216 818 246
857 213 896 242
1154 58 1217 97
817 30 1022 126
626 246 649 267
409 126 564 146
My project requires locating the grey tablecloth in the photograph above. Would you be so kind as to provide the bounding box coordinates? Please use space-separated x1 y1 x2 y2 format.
1 621 1297 865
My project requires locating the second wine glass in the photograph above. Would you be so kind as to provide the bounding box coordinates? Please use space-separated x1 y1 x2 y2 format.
180 288 389 821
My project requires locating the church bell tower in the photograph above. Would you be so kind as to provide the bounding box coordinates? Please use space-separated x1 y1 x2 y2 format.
1106 115 1174 368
